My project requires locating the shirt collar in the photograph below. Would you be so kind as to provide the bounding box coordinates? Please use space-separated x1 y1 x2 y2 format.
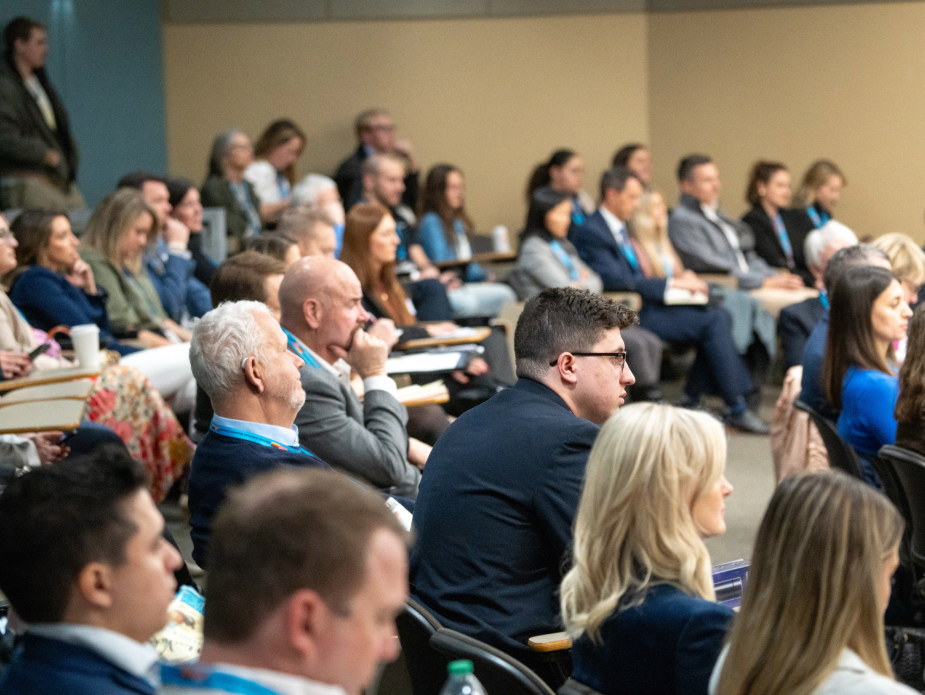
211 414 299 447
597 205 625 236
835 648 875 675
30 623 161 685
292 334 352 385
195 663 348 695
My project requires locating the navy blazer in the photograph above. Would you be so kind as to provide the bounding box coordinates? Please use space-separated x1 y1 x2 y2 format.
800 310 837 420
778 295 826 370
188 430 329 567
409 378 600 664
0 634 155 695
571 584 734 695
570 210 668 303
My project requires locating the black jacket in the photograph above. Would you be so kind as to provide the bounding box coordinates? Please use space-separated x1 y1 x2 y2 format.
334 144 419 210
741 205 813 286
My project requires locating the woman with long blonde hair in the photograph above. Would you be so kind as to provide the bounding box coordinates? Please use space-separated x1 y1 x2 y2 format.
628 189 685 279
712 471 909 695
561 403 734 695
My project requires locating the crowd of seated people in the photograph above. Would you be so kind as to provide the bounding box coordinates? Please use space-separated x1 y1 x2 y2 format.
5 16 925 693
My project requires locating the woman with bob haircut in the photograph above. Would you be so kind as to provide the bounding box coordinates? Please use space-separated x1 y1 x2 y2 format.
824 265 912 484
201 129 262 249
895 304 925 456
711 471 909 695
561 402 735 695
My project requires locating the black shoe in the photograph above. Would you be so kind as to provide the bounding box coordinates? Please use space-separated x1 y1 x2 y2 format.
723 408 770 434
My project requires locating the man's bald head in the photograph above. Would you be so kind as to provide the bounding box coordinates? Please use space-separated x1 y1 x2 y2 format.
279 257 350 322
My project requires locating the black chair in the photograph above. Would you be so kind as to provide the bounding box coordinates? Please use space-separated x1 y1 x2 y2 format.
396 598 451 695
794 399 865 480
559 677 604 695
879 446 925 579
430 628 556 695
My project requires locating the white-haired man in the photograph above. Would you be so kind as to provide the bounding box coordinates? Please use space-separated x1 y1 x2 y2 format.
186 300 329 567
778 220 858 369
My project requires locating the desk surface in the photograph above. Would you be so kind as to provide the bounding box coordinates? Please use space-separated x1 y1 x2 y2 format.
0 379 95 406
0 366 101 392
396 326 491 350
0 399 86 434
435 251 518 269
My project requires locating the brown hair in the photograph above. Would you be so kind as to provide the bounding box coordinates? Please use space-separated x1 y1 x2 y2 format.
210 251 285 306
83 189 157 268
354 108 391 139
417 164 474 251
823 265 898 410
896 303 925 423
7 209 67 282
243 233 297 264
745 161 788 206
339 203 414 324
203 467 406 643
794 159 846 208
253 119 306 187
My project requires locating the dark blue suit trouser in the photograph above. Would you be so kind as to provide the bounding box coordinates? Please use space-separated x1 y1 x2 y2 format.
640 304 753 407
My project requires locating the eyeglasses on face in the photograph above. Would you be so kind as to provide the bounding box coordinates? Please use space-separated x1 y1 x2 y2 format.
549 352 627 369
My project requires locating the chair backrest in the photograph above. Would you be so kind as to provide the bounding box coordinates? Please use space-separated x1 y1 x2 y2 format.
878 445 925 571
793 400 865 480
396 598 449 695
200 207 228 265
430 628 556 695
559 677 604 695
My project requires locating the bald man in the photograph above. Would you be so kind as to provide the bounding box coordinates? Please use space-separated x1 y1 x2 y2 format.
278 257 426 498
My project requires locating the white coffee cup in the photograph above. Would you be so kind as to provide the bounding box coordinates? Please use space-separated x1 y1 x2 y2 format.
70 324 101 370
492 225 510 253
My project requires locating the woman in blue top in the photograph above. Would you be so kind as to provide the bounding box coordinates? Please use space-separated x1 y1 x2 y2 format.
416 164 516 317
561 403 735 695
824 265 912 484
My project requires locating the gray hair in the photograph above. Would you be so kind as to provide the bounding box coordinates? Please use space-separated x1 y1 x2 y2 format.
361 153 405 179
190 300 274 406
208 129 246 178
804 220 858 268
291 174 336 207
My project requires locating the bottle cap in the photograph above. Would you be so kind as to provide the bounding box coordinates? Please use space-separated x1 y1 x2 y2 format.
448 660 474 675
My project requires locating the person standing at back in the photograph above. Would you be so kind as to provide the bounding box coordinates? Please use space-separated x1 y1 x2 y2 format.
0 16 83 211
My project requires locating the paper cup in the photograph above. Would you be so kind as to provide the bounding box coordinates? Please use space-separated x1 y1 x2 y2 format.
70 324 100 370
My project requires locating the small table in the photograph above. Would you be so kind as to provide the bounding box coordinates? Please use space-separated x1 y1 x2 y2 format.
0 365 101 392
434 251 518 270
0 399 86 434
396 327 492 351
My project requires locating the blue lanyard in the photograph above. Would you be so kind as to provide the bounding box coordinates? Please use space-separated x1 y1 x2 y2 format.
613 223 639 272
549 241 579 281
161 665 281 695
820 291 829 309
276 172 290 200
209 420 319 459
570 198 586 226
773 213 795 268
806 205 830 229
281 327 321 368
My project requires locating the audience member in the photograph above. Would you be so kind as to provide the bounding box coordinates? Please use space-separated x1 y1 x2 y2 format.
824 266 911 483
187 300 329 566
711 472 910 695
290 173 345 255
244 118 305 224
872 232 925 306
627 189 684 278
416 163 517 317
0 17 83 210
410 288 636 683
167 176 216 286
668 154 803 290
2 212 193 500
741 161 814 285
278 206 338 258
573 168 767 432
335 108 419 209
118 171 212 322
160 468 408 695
526 149 594 226
562 403 734 695
793 159 846 229
0 447 182 695
243 232 301 268
278 256 426 497
611 143 652 187
896 305 925 456
801 244 891 419
200 130 262 251
778 220 857 370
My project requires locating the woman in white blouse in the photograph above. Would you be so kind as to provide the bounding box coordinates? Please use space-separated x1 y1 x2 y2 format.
244 119 306 224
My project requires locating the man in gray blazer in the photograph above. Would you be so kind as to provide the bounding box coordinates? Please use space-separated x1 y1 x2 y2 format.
278 256 426 498
667 154 804 291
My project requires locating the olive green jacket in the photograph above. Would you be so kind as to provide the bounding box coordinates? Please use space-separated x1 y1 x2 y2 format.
80 246 165 333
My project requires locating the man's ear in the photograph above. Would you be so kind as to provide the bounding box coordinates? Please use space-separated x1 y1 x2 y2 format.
303 298 323 331
75 562 116 610
285 588 326 660
242 356 267 394
552 354 579 386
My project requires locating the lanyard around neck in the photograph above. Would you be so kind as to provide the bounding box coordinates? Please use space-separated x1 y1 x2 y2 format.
281 327 321 369
209 420 320 460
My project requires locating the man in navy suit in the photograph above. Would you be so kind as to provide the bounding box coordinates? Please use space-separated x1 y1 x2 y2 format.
410 288 636 684
0 447 183 695
570 167 767 434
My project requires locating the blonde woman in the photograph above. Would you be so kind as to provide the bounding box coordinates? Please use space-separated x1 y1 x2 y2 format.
711 471 910 695
872 233 925 306
561 403 734 695
629 190 685 279
793 160 846 229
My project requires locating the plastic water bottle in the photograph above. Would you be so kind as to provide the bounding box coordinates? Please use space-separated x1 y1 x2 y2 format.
439 659 488 695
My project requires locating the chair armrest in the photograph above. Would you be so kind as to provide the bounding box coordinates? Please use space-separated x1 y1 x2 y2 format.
528 631 573 652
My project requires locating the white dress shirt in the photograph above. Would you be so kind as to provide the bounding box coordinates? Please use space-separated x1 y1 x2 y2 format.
299 338 398 398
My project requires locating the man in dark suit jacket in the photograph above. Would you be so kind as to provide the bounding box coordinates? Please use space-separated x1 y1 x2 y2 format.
279 256 426 498
0 448 182 695
187 300 330 566
570 167 767 434
334 108 419 210
410 288 637 683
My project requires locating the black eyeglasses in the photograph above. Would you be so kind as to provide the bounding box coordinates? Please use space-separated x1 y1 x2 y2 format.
549 352 627 369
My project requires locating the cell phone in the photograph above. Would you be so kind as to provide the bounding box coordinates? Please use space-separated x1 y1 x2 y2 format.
28 343 51 361
58 431 78 445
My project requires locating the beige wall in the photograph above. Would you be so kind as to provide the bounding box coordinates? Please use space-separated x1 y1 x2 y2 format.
648 2 925 242
162 14 649 235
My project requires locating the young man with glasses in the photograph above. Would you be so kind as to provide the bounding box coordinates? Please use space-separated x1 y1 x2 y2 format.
409 288 636 688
